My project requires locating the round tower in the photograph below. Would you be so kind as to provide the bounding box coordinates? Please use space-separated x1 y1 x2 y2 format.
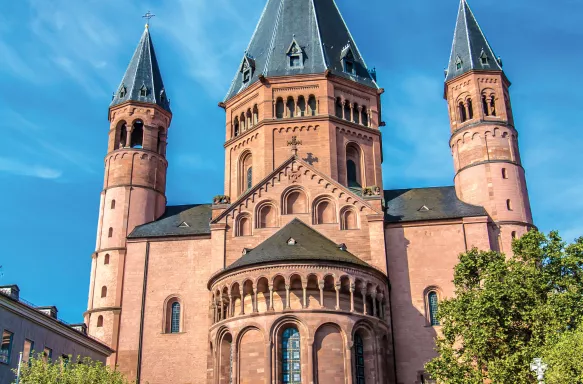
84 25 172 364
445 0 532 254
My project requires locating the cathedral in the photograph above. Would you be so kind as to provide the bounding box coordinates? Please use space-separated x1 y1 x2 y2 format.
84 0 533 383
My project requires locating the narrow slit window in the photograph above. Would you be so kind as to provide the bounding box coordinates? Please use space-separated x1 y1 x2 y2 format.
502 168 508 179
171 302 181 333
428 291 440 326
506 199 513 211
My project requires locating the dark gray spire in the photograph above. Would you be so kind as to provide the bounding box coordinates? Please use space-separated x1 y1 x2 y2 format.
445 0 503 82
224 0 378 102
111 26 171 113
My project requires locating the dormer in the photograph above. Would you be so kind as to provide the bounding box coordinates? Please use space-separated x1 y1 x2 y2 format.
287 38 304 69
240 54 256 85
479 49 490 67
340 44 356 75
455 56 463 72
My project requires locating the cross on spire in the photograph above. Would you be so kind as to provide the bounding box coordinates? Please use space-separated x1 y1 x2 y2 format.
287 136 302 156
143 11 155 28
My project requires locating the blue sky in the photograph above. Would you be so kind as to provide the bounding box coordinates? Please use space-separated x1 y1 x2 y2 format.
1 0 581 323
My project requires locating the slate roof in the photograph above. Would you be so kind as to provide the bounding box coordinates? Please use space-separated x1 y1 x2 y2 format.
445 0 503 82
111 27 171 112
219 219 371 275
128 204 211 238
384 186 488 223
224 0 378 102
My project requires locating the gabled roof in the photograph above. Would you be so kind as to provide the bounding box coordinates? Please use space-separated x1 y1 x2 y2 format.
445 0 503 82
384 186 488 223
224 0 378 102
111 27 171 112
220 218 371 274
129 204 211 238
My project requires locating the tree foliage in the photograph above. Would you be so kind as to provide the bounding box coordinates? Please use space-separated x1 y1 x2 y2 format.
425 230 583 383
14 355 132 384
542 322 583 384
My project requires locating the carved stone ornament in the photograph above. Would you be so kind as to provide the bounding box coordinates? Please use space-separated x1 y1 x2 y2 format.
213 195 231 205
363 186 381 197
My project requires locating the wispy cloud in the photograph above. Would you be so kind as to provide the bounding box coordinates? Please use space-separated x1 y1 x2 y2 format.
0 157 62 179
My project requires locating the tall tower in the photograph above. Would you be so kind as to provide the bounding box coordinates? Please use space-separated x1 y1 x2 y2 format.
85 24 171 364
445 0 532 253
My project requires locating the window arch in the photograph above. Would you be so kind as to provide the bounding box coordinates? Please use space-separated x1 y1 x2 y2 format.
97 315 103 328
234 117 240 137
281 327 301 384
344 101 352 122
313 196 336 225
235 214 252 237
283 188 308 215
427 291 439 326
108 227 113 238
164 297 182 333
101 286 107 298
467 98 474 120
354 333 366 383
276 98 284 119
286 97 295 118
335 98 343 118
253 104 259 124
118 122 127 149
240 113 246 132
104 254 110 265
458 102 467 122
308 95 317 116
353 103 360 124
238 151 253 195
246 109 252 129
346 143 363 188
361 106 369 127
340 207 358 230
130 120 144 148
297 96 306 117
256 202 277 229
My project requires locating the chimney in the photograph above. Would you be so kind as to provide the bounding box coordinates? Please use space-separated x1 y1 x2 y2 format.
70 323 88 335
36 306 58 319
0 285 20 301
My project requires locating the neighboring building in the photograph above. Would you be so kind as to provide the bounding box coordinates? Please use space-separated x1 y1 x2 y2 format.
83 0 533 383
0 285 112 383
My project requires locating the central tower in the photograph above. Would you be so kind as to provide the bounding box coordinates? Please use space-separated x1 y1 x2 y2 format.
221 0 385 200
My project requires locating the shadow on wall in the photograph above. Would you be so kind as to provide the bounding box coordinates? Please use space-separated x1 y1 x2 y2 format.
387 227 438 384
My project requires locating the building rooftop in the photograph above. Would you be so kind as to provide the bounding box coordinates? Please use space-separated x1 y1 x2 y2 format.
128 204 212 238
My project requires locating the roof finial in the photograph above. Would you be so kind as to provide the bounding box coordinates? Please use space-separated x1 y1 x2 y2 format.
143 11 155 29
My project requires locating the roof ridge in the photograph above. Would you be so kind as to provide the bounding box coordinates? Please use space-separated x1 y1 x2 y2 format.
311 0 328 69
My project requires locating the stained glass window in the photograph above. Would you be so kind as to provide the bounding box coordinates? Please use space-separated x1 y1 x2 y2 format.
282 327 301 384
355 333 366 384
246 167 253 191
171 302 181 333
428 292 439 326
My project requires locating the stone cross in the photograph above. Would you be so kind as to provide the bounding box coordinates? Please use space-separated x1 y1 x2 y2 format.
287 136 302 156
143 11 156 28
530 358 547 384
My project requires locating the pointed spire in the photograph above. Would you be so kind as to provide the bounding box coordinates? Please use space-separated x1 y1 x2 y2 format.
224 0 378 102
111 25 171 113
445 0 503 82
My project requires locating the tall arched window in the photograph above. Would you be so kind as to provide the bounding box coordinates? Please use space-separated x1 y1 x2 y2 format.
297 96 306 117
335 98 343 118
428 291 439 326
101 286 107 298
108 227 113 238
246 109 252 128
467 99 474 120
353 103 360 124
308 95 317 116
346 143 363 188
240 113 246 132
130 120 144 148
361 107 369 127
286 97 295 118
282 327 301 384
97 315 104 328
253 104 259 124
104 254 110 265
347 160 358 187
344 102 351 122
355 333 366 384
459 102 467 122
239 152 253 195
119 123 127 149
276 98 285 119
171 302 181 333
482 95 489 116
247 167 253 191
234 117 240 137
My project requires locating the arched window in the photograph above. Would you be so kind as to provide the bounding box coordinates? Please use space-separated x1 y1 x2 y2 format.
111 200 116 209
283 188 307 214
353 103 360 124
286 97 295 118
308 95 317 116
130 120 144 148
467 99 474 120
459 102 467 122
236 215 251 237
355 333 366 384
253 104 259 124
506 199 513 211
297 96 306 117
234 117 240 137
282 327 301 384
428 291 439 326
347 160 358 187
97 315 103 328
239 152 253 195
119 123 127 149
246 109 252 128
104 254 110 265
101 286 107 298
108 227 113 238
502 168 508 179
314 197 336 224
341 208 358 230
240 113 246 132
170 302 181 333
344 102 352 122
247 167 253 191
361 107 369 127
335 98 343 118
482 95 489 116
346 143 363 188
490 95 497 116
276 98 285 119
257 203 277 229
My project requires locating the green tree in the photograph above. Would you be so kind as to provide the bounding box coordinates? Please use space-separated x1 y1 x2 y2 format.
425 230 583 384
543 322 583 384
13 355 133 384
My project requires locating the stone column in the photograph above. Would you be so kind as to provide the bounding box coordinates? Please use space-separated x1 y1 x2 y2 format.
231 341 238 384
345 342 354 383
357 105 363 125
228 294 233 318
349 284 355 313
349 103 355 123
211 302 216 323
378 293 384 320
285 284 291 309
361 289 367 315
253 288 258 313
335 282 341 310
306 339 314 384
371 292 377 317
302 281 307 309
269 285 274 311
125 129 131 148
319 281 325 308
240 292 245 316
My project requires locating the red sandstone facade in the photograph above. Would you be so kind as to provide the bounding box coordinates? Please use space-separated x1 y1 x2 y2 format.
84 1 534 383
